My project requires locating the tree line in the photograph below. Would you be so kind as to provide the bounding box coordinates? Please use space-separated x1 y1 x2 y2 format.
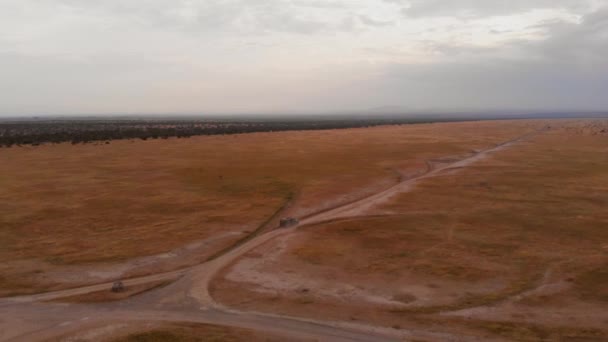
0 118 437 147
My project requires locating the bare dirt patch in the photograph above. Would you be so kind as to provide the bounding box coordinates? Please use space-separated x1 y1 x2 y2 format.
52 280 172 303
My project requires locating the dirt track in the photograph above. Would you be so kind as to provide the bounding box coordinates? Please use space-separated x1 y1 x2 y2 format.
0 130 541 342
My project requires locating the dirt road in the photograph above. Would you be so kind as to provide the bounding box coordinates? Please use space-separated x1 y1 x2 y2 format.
299 131 533 226
0 130 540 342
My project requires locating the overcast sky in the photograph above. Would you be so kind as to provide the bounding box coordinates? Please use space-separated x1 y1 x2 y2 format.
1 0 607 116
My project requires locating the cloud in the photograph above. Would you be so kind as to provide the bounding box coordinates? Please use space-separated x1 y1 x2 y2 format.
358 15 394 27
530 7 608 65
44 0 360 35
392 0 596 18
0 1 606 115
328 7 608 112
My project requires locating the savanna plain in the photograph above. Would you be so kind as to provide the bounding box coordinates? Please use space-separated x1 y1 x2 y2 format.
1 119 607 341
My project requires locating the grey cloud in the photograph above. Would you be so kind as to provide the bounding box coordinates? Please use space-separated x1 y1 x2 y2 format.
391 0 595 18
52 0 356 35
420 41 501 57
414 7 608 63
321 7 608 112
289 0 347 9
532 8 608 64
1 1 607 116
358 15 393 27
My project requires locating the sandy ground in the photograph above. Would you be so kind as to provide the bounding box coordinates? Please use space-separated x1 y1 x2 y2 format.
221 233 506 309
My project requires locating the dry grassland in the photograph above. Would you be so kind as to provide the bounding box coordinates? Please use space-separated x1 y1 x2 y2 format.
110 324 298 342
212 119 608 340
0 120 541 295
51 322 302 342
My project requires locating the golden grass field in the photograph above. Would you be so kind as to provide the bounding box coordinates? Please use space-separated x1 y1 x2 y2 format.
210 119 608 340
1 118 607 341
0 119 540 295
